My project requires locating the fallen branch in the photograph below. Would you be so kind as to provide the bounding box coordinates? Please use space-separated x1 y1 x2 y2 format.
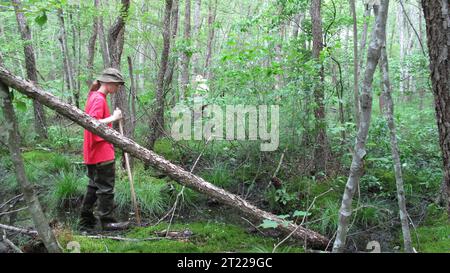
0 223 38 236
83 234 188 242
0 206 28 216
0 65 330 249
0 194 24 211
2 230 23 253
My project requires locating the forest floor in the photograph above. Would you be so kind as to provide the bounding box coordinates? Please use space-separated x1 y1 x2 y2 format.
0 145 448 253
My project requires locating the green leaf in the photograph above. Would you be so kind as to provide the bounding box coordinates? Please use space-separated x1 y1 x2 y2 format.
35 11 47 27
14 100 27 112
259 219 279 229
293 210 312 217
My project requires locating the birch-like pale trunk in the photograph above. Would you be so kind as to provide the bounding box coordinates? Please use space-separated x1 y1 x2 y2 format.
379 40 414 254
358 4 371 82
332 0 389 253
0 80 61 253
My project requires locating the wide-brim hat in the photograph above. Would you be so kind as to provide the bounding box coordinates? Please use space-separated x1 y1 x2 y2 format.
97 68 125 84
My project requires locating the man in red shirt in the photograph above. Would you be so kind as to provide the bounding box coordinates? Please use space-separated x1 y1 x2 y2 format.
80 68 128 231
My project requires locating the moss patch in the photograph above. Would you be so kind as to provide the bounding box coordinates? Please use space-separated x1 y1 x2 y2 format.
62 222 304 253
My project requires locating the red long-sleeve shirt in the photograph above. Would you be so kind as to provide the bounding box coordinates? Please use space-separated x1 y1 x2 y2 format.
83 91 115 165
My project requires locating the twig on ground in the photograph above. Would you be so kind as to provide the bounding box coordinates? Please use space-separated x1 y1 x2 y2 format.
0 223 38 236
2 230 23 253
0 206 28 216
0 194 24 211
83 234 189 242
240 217 266 236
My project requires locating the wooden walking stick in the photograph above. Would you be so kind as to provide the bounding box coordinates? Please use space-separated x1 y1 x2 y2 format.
118 118 141 225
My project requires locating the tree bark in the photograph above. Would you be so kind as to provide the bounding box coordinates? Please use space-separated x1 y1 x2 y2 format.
87 0 100 87
98 4 110 68
379 39 413 253
422 0 450 218
398 1 407 97
292 13 303 39
12 0 48 139
0 80 61 253
0 64 330 249
204 0 217 79
127 56 137 136
333 0 389 253
350 0 360 128
108 0 132 141
180 0 192 100
310 0 329 174
191 0 202 75
165 0 180 106
147 0 174 150
358 4 371 85
57 8 78 107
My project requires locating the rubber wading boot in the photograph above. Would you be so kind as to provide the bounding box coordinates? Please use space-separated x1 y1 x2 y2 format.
79 186 98 230
97 194 130 231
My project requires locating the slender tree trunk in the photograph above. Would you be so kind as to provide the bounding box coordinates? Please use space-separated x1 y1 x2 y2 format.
398 2 407 98
98 16 110 68
204 0 217 79
422 0 450 218
191 0 202 75
108 0 132 140
87 0 100 87
333 0 389 253
127 56 136 135
332 62 346 143
273 22 285 98
57 8 78 107
12 0 48 139
358 4 371 83
310 0 328 174
292 13 302 38
147 0 173 150
380 45 413 253
69 11 80 98
350 0 360 128
0 81 61 253
137 2 148 92
180 0 191 100
165 0 180 106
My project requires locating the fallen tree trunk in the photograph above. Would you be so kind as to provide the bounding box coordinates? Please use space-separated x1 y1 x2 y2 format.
0 65 330 249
